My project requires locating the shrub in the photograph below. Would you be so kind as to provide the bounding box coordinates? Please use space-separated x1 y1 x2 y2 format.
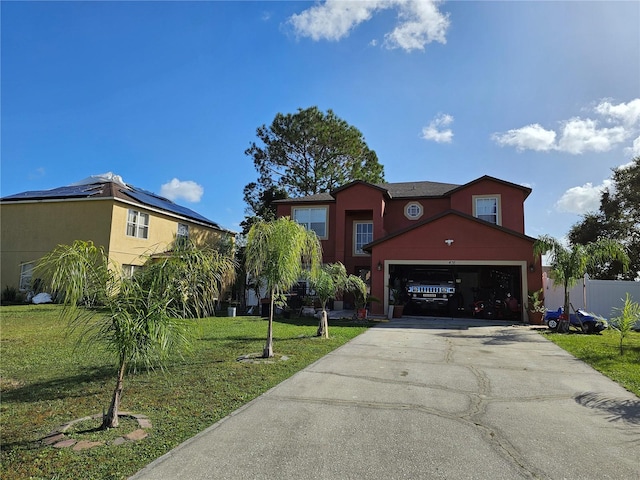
610 293 640 355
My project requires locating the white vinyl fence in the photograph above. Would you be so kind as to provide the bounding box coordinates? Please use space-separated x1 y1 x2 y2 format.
542 272 640 319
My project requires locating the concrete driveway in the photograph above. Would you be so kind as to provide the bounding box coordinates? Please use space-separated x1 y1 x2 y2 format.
131 317 640 479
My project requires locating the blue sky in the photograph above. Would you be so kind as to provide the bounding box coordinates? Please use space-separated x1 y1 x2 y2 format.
2 1 639 241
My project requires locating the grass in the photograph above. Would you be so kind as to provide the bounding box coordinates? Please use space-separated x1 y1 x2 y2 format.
0 305 372 480
540 328 640 397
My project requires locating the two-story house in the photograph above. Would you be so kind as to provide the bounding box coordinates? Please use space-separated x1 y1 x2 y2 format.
275 175 541 320
1 173 234 295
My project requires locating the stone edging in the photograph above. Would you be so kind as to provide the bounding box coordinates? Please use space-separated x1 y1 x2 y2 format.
41 412 152 451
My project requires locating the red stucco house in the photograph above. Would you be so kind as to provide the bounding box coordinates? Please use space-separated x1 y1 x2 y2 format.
275 175 542 321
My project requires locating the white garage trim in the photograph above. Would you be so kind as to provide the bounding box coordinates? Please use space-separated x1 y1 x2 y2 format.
383 259 529 319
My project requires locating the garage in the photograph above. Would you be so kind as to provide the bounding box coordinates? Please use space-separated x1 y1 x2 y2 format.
388 262 524 320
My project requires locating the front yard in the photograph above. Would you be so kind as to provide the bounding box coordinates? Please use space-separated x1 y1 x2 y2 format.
0 305 371 480
541 328 640 396
2 305 638 480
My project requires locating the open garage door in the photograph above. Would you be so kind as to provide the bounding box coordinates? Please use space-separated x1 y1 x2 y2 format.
388 263 523 319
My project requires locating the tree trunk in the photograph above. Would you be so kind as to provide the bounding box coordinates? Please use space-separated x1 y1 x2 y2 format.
103 358 126 429
316 309 329 338
561 286 571 333
263 291 274 358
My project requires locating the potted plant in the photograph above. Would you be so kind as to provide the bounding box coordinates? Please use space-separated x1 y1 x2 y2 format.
389 288 404 318
352 280 369 320
527 289 545 325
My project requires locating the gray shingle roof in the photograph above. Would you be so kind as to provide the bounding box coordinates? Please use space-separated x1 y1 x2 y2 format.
271 176 531 204
376 181 460 198
274 180 461 203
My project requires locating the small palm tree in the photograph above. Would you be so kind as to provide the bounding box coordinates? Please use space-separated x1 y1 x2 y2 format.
312 262 367 338
35 239 236 428
244 217 322 357
534 235 629 332
610 293 640 355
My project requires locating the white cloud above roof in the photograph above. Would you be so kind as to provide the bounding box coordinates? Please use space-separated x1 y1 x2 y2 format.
421 113 454 143
555 180 612 215
287 0 449 52
491 124 556 152
160 178 203 203
492 98 640 155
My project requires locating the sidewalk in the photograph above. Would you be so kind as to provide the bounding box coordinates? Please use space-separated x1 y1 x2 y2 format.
131 317 640 479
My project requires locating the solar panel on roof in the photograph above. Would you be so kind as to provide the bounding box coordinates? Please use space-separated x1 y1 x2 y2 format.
120 188 219 227
1 184 104 200
1 182 223 230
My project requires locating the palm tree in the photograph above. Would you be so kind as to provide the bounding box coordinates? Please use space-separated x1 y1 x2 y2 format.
311 262 367 338
533 235 628 332
244 217 322 357
35 239 236 428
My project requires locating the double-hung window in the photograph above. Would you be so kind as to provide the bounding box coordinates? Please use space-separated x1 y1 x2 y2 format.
354 221 373 255
19 262 34 291
126 209 149 239
293 207 327 239
177 223 189 245
122 264 142 278
473 195 501 225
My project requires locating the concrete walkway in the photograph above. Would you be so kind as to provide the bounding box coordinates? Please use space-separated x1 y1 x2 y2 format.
131 317 640 479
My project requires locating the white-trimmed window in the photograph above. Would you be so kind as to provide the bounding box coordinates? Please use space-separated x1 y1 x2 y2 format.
404 202 423 220
126 209 149 239
122 264 142 278
293 207 328 239
354 221 373 255
473 195 501 225
19 262 34 291
177 223 189 245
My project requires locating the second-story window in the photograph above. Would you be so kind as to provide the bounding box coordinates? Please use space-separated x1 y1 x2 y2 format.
354 221 373 255
474 196 500 225
177 223 189 246
293 207 327 239
126 209 149 239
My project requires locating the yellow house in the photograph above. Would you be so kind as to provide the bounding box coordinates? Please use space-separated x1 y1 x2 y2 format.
1 174 234 293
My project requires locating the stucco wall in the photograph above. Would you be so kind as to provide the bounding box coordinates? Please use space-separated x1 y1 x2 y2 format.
368 214 540 315
1 199 114 291
382 197 451 233
1 198 229 292
449 179 527 233
109 201 226 267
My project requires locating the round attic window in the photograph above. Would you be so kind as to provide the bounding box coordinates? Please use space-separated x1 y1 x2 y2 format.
405 202 423 220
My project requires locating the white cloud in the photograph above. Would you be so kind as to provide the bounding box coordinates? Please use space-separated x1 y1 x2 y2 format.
383 0 450 50
556 117 627 154
421 113 454 143
491 124 556 152
160 178 204 203
287 0 449 52
595 98 640 126
28 167 46 180
626 135 640 157
555 180 612 215
492 97 640 155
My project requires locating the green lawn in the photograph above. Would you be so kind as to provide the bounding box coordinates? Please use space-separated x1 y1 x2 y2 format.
540 328 640 397
0 305 372 480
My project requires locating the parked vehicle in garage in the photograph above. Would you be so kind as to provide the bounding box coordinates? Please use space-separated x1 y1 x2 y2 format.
406 269 461 315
